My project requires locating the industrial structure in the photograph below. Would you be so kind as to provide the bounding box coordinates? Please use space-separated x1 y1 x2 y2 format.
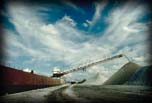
0 54 129 95
52 54 129 77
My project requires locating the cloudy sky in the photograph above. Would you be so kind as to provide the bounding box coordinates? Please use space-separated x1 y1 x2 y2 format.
1 0 151 81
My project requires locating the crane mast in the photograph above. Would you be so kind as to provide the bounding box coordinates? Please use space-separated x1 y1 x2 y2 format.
52 54 129 77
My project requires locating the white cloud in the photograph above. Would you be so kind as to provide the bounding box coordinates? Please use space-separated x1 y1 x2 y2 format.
83 22 88 27
88 1 107 28
59 15 77 27
123 26 138 33
41 24 59 35
64 0 85 15
3 1 150 81
23 68 31 72
86 20 92 25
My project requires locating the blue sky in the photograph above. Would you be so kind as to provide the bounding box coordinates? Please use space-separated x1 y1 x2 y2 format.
1 0 151 81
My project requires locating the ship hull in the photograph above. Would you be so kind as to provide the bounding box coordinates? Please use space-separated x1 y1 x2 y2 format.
0 65 65 95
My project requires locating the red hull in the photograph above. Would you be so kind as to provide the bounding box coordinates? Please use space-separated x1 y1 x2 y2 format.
0 65 64 95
